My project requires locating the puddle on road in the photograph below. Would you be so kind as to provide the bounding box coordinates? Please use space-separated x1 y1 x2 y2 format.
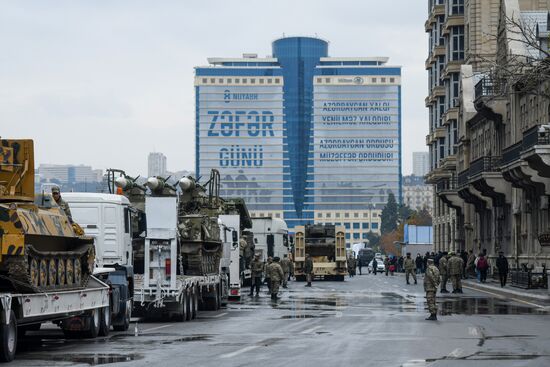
438 297 548 315
162 335 211 344
22 353 141 365
279 314 327 319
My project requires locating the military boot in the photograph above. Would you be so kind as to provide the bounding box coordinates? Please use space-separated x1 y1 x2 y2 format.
425 313 437 321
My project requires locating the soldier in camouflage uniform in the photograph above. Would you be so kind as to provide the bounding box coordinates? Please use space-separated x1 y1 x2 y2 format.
280 254 291 288
249 254 264 296
403 253 417 285
267 257 284 300
304 254 314 287
264 257 273 293
448 252 464 293
438 252 449 293
51 186 72 222
424 258 440 321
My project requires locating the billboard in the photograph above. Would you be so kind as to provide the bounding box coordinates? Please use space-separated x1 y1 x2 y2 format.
197 84 285 211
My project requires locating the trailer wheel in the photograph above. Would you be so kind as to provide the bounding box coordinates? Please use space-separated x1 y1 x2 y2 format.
113 300 131 331
98 306 111 337
0 310 17 362
185 293 192 321
83 308 100 338
175 295 187 322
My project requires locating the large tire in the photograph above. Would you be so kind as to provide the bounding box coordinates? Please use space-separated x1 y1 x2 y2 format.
0 310 17 362
98 306 111 337
83 308 100 339
191 290 198 320
175 295 187 322
185 292 192 321
113 300 131 332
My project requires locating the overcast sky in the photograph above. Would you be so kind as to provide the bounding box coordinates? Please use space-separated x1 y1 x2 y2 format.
0 0 428 177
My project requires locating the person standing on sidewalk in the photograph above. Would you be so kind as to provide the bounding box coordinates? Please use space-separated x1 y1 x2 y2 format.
439 252 449 293
496 251 509 287
424 258 440 321
357 258 363 275
280 254 291 288
466 250 476 279
477 253 489 283
448 252 464 293
404 253 417 285
415 253 423 274
372 257 378 275
384 256 390 276
249 254 264 296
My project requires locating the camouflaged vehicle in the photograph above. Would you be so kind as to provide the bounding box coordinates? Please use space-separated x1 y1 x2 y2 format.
0 139 95 292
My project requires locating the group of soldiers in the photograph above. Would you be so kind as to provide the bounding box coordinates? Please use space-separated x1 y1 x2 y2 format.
249 254 294 300
423 251 465 321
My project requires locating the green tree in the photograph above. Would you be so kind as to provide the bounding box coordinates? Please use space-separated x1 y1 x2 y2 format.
381 192 398 235
365 231 380 251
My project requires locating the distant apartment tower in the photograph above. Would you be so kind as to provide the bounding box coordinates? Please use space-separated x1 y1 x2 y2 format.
37 164 101 183
402 175 433 215
412 152 429 177
148 152 167 177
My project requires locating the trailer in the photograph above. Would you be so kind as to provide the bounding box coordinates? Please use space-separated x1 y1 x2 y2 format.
251 217 289 261
133 195 225 320
0 276 110 362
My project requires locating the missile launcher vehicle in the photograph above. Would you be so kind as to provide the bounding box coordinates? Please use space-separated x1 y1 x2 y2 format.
0 139 95 292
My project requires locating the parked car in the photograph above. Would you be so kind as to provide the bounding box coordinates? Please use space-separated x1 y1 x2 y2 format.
368 258 385 273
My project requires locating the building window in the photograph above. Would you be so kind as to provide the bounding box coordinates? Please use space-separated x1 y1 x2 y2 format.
250 78 256 84
275 213 280 218
267 79 272 84
210 78 215 83
202 78 207 83
259 79 264 84
235 78 240 84
317 78 322 83
450 0 464 15
353 223 360 229
372 223 379 230
325 78 330 83
372 78 377 83
362 233 369 239
345 233 351 240
353 233 360 240
381 78 386 83
345 213 350 218
218 78 223 84
317 213 323 218
227 78 232 83
362 223 369 229
336 213 340 218
344 223 351 229
275 78 280 83
363 212 368 218
326 213 331 218
390 78 395 83
451 26 464 61
242 78 247 84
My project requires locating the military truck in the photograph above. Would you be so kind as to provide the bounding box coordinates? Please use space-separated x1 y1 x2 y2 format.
293 224 348 281
0 139 110 362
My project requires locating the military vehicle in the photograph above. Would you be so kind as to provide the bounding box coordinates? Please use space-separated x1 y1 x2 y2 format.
0 139 95 293
293 224 348 281
0 139 110 362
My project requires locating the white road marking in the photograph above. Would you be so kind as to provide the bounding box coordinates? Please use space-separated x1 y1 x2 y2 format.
300 325 323 334
447 348 463 358
141 324 174 333
201 312 228 318
220 345 260 359
468 327 479 337
462 285 545 308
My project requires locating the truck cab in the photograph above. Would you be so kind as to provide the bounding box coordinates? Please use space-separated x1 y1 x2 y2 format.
63 192 134 331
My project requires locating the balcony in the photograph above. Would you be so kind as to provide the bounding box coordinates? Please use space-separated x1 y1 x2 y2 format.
521 124 550 180
469 156 501 177
474 77 505 101
442 15 465 35
501 142 522 167
468 156 510 206
436 176 463 212
457 169 469 188
434 127 446 139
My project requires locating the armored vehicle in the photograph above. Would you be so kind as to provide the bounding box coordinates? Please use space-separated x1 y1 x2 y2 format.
293 223 347 281
0 139 95 293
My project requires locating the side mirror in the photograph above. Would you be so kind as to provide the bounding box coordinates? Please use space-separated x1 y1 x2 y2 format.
232 231 238 243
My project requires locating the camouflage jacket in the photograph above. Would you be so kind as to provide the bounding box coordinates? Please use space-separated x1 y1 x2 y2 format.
448 256 464 276
403 258 415 271
280 258 291 273
250 259 264 277
424 265 440 292
56 197 72 221
438 256 448 275
267 262 284 282
304 257 314 273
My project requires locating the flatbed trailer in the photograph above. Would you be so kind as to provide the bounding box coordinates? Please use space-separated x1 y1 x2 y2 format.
0 276 110 362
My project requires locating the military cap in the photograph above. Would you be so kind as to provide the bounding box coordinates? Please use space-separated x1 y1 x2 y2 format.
427 258 435 264
51 186 60 193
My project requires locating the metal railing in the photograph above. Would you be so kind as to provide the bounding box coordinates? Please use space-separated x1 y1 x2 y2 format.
510 268 548 289
522 125 550 151
501 142 523 166
436 177 457 193
457 169 469 188
469 156 501 176
474 77 504 101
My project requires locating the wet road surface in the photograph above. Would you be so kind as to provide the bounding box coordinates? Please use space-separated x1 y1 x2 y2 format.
11 273 550 367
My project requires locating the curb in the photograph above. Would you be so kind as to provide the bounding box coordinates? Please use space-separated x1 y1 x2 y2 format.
463 280 550 305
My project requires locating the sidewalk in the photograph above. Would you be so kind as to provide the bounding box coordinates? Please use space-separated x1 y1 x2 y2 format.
463 278 550 305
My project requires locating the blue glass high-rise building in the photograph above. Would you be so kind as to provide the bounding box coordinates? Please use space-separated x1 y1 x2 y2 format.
195 37 401 241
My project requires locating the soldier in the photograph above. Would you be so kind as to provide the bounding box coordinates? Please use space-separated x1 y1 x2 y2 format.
249 254 263 296
267 257 284 300
51 186 72 222
280 254 291 288
403 252 417 285
448 252 464 293
424 258 441 321
304 253 314 287
347 255 356 278
239 237 248 273
439 252 449 293
264 257 273 293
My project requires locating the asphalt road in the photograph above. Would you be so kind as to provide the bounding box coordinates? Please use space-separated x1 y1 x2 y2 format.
12 272 550 367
